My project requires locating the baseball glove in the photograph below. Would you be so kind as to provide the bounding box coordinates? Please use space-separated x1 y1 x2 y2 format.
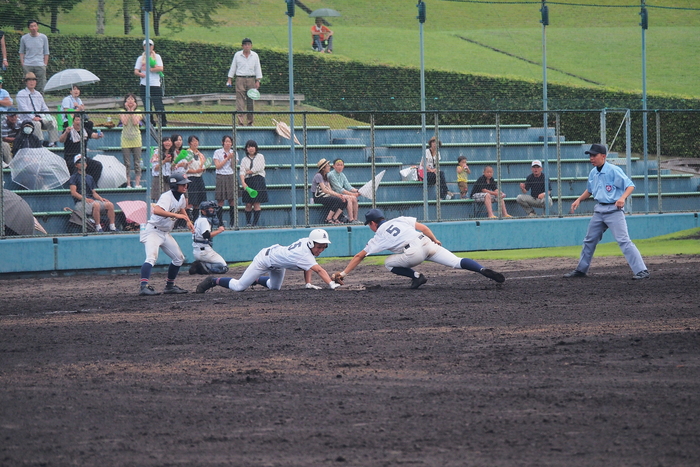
330 272 344 285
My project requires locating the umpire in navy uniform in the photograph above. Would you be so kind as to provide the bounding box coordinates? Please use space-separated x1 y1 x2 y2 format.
564 143 649 280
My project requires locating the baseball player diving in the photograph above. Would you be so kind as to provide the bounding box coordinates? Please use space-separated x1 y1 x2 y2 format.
195 228 341 293
138 173 193 296
189 200 229 275
332 208 505 289
564 143 649 280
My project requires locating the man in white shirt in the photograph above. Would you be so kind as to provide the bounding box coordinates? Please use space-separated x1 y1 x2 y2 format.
15 71 59 145
226 38 262 126
335 208 506 289
19 20 50 92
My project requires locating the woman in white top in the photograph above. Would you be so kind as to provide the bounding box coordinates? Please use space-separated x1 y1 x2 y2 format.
420 136 450 200
60 85 91 132
239 139 268 227
134 39 166 127
186 135 207 219
213 135 236 227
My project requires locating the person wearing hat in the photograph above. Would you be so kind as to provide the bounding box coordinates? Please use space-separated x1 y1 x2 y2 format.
19 20 50 92
1 108 20 164
564 143 650 280
239 139 269 226
311 158 347 224
333 208 505 289
11 119 43 157
69 154 117 233
16 71 60 146
226 38 262 126
134 39 167 127
516 159 553 217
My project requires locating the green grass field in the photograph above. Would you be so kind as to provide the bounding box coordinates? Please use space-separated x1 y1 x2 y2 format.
47 0 700 99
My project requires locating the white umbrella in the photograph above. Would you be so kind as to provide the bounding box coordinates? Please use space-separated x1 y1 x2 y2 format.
45 69 100 93
358 170 386 200
309 8 341 17
9 148 71 190
92 154 127 189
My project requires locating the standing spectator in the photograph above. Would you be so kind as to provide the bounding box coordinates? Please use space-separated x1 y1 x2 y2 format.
58 114 103 174
69 155 117 232
311 17 334 53
185 135 207 220
328 158 360 223
470 166 512 218
119 93 144 188
239 139 268 227
0 75 12 111
564 144 649 280
311 158 347 225
168 133 186 175
134 39 166 127
420 136 450 200
226 38 262 127
456 155 471 199
516 159 553 217
19 20 49 92
151 136 172 201
16 71 59 145
1 29 8 71
1 109 20 165
213 135 237 227
60 85 91 132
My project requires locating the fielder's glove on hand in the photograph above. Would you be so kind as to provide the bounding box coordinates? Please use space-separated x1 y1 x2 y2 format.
328 281 341 290
305 283 322 290
330 272 345 285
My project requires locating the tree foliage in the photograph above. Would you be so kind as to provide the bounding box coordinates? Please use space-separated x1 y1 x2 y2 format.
138 0 238 36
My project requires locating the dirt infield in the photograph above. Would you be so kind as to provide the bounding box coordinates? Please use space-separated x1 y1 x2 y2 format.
1 255 699 466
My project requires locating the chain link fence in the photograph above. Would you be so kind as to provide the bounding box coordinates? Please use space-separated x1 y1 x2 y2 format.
2 107 698 238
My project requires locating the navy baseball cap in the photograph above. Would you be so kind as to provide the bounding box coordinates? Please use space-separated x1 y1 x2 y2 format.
585 143 607 155
364 208 385 225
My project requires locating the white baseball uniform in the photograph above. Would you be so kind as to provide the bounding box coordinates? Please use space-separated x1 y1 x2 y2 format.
363 216 463 270
226 237 319 291
192 217 228 273
141 190 186 266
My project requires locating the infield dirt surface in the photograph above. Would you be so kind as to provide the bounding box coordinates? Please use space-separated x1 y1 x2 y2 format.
1 255 699 466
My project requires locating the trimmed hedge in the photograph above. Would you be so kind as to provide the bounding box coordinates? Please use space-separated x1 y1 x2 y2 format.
2 33 697 157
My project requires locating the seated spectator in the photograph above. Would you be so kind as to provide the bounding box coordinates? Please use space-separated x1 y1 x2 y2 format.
59 114 103 174
1 109 20 165
60 85 93 133
15 72 59 145
12 120 43 157
311 158 347 224
311 17 334 53
421 136 450 200
516 159 553 217
470 166 512 218
69 154 117 232
456 155 471 199
327 158 361 224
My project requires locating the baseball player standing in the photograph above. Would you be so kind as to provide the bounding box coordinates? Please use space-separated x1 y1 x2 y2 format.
138 173 194 296
564 143 649 280
195 229 340 293
333 208 505 289
190 200 229 275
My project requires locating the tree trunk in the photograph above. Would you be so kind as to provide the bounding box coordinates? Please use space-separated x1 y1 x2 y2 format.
51 4 59 33
96 0 105 35
123 0 132 35
152 10 160 36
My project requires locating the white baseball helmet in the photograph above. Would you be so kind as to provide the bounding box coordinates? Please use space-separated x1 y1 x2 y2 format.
307 229 331 248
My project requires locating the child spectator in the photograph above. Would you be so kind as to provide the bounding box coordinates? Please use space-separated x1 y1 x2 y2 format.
456 156 471 199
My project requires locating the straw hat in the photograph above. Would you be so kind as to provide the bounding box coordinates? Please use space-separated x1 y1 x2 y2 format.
317 158 330 170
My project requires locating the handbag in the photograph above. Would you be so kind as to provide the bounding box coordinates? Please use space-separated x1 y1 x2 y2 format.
417 167 424 181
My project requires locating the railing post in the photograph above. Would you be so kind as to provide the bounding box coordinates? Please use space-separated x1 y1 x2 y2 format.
495 112 502 218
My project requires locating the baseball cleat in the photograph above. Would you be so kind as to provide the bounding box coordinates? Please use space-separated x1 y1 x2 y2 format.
139 284 160 296
196 277 216 294
163 284 188 294
632 269 650 280
481 268 505 283
563 270 587 278
410 273 428 289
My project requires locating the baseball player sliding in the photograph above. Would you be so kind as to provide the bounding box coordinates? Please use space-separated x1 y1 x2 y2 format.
195 229 341 294
138 173 193 296
332 208 505 289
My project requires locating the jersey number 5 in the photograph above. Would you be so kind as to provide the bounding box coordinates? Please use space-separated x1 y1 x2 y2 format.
385 224 401 237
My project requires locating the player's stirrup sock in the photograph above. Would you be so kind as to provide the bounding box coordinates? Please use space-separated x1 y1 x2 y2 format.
140 263 153 282
460 258 484 272
167 263 181 282
255 276 270 288
390 267 417 279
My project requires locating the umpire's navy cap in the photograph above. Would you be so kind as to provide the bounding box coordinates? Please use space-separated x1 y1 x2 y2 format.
585 143 607 155
364 208 385 225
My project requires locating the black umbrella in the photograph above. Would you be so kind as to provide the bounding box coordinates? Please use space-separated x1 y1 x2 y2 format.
2 189 35 236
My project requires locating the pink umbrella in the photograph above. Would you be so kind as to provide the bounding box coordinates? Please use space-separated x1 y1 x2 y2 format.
116 200 147 225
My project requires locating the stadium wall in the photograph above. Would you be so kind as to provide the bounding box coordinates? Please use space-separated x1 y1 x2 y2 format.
0 213 697 277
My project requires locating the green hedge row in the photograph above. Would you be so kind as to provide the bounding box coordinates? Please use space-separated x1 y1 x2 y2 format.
1 33 697 157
